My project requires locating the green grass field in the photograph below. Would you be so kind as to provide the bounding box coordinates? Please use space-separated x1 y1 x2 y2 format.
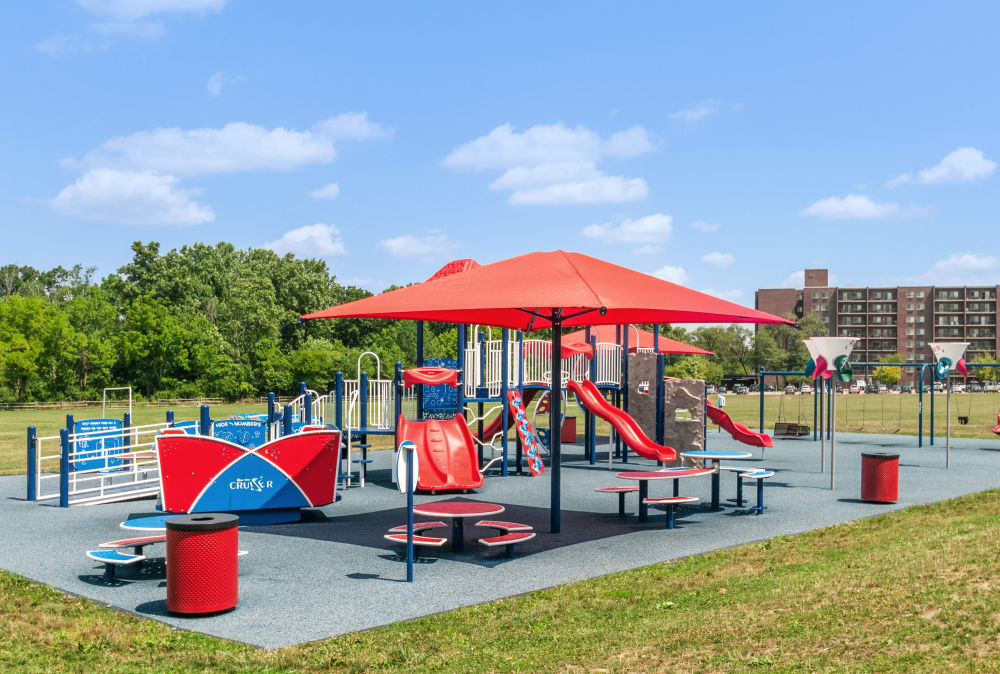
2 392 999 476
1 489 997 672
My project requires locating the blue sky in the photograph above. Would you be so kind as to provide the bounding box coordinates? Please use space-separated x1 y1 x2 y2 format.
2 1 999 302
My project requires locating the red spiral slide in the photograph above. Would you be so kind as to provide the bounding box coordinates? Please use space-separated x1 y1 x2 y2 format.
706 402 773 448
567 379 677 462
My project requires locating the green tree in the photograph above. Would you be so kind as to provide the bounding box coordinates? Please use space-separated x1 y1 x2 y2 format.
872 353 904 386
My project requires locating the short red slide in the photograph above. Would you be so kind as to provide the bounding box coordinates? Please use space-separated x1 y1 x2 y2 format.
706 402 774 448
396 414 484 491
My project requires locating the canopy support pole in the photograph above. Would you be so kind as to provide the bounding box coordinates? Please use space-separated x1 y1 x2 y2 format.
550 309 563 534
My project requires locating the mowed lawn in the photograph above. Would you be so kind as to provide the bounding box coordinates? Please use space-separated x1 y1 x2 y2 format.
0 490 996 671
3 392 1000 475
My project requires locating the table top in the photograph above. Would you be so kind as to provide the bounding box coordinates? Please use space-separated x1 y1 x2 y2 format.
120 515 173 531
680 450 753 460
412 501 505 518
616 468 714 481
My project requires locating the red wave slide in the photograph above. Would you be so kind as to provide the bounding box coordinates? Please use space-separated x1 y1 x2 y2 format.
567 379 677 462
706 402 773 448
479 388 540 440
396 414 484 491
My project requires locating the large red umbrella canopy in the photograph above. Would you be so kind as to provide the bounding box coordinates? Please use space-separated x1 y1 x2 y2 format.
562 325 713 356
302 250 792 535
303 250 794 329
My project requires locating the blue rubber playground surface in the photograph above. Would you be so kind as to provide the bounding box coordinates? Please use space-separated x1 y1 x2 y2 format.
2 431 999 648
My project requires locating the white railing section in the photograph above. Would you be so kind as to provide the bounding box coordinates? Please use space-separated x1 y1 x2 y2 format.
35 421 171 506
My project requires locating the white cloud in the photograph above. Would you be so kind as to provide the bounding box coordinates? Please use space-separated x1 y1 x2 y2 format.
55 113 388 224
922 252 1000 285
699 288 743 302
263 223 346 257
443 122 653 205
207 70 243 97
76 0 226 19
652 265 688 284
69 113 390 176
309 182 340 199
582 213 672 253
38 0 225 54
691 220 719 232
52 168 213 225
701 252 734 267
885 172 912 188
917 147 996 185
801 194 898 219
510 177 648 205
670 99 720 122
378 232 458 262
779 270 804 288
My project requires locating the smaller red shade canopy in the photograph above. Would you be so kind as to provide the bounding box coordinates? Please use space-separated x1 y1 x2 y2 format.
561 325 713 357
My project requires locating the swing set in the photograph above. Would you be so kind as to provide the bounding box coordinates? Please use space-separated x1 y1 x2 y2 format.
773 388 810 438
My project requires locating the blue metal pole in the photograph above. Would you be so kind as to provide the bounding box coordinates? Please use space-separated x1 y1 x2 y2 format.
918 364 926 447
416 321 424 419
456 325 466 414
759 367 765 433
305 391 313 424
283 404 293 436
123 412 131 450
26 426 37 501
501 327 509 476
813 378 818 441
394 363 403 450
335 374 343 427
655 353 665 447
360 372 369 433
930 377 935 446
589 335 597 465
166 409 174 425
622 325 629 464
299 381 307 397
200 405 211 436
826 377 832 440
59 428 69 508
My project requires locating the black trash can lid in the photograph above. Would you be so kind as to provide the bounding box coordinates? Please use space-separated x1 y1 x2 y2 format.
166 513 239 532
861 452 899 460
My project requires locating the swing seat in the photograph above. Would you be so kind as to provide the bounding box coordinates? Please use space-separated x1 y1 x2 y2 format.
958 416 969 425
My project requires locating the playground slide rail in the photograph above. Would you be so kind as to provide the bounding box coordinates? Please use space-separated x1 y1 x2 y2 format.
706 402 774 448
567 379 678 462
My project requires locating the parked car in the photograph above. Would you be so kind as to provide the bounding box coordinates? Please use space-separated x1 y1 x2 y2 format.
734 384 749 394
952 383 966 393
901 385 912 394
983 382 998 392
764 385 776 392
891 385 901 393
921 385 930 393
706 385 718 395
866 385 878 394
933 382 945 392
783 385 796 394
800 383 812 394
969 384 983 393
877 384 888 394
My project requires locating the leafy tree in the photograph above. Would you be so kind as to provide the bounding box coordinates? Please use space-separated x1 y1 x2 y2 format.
969 353 999 382
664 355 724 384
872 353 904 386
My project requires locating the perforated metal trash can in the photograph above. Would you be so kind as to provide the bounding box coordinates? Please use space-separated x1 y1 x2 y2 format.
861 452 899 503
166 513 239 614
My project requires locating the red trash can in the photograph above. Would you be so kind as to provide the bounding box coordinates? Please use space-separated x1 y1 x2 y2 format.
166 513 239 614
861 452 899 503
561 416 578 443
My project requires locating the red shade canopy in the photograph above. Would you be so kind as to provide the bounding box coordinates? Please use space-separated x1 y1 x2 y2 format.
302 250 794 329
562 325 713 356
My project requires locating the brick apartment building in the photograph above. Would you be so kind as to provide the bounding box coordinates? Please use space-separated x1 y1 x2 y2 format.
755 269 1000 385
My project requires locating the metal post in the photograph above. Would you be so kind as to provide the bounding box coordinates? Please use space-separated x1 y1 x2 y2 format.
305 391 313 424
200 405 211 436
758 367 765 433
622 324 629 464
299 381 307 397
501 328 509 476
394 363 403 450
457 324 466 412
123 412 131 450
166 410 175 425
830 384 837 490
416 321 424 419
550 310 563 534
930 378 935 446
267 392 276 440
517 330 524 474
405 441 415 582
26 426 37 501
59 428 69 508
360 373 369 433
813 378 818 441
283 404 293 436
826 376 832 440
586 334 597 466
918 365 925 447
946 379 951 469
335 373 343 427
819 378 825 472
656 353 665 467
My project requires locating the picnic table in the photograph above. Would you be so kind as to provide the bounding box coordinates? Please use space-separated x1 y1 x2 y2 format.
680 450 753 510
616 469 713 522
412 501 505 553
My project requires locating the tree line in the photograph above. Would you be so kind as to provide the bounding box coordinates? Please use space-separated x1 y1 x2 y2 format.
0 242 458 402
9 240 958 402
